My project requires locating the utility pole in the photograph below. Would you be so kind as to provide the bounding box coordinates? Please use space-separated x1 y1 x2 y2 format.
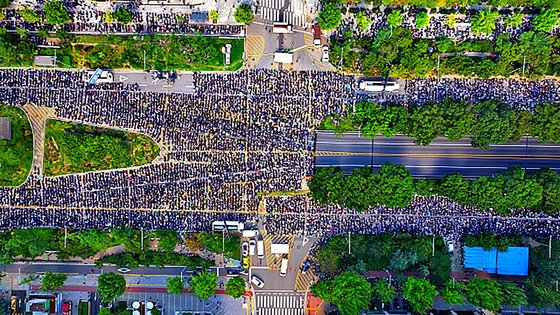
522 55 526 77
222 228 225 255
347 231 351 255
550 235 552 259
141 228 144 251
432 235 435 257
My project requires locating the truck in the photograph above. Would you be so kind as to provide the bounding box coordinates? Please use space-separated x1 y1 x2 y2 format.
257 239 264 258
313 24 322 46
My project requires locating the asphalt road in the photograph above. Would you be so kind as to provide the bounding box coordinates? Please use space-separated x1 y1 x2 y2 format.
315 130 560 178
0 263 217 276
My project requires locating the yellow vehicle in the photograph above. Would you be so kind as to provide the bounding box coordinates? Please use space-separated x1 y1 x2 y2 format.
243 256 250 269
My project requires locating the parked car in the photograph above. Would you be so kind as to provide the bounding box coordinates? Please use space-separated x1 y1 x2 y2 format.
249 240 256 256
321 46 329 63
250 275 265 288
242 241 249 257
242 256 250 269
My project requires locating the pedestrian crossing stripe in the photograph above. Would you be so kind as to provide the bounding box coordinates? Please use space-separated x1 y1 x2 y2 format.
245 35 265 69
294 252 316 292
262 233 293 269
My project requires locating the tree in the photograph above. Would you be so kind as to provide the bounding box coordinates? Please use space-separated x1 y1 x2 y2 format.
43 0 70 25
311 278 331 301
98 308 111 315
234 4 253 24
329 272 373 315
352 101 407 138
441 98 474 141
504 12 524 27
104 11 113 23
501 282 527 308
402 277 438 313
388 250 418 271
40 272 67 291
532 102 560 144
470 9 499 35
532 9 559 32
415 11 430 29
441 281 465 306
471 101 516 150
112 7 133 24
376 163 414 207
372 278 396 303
225 276 246 299
166 276 185 295
529 168 560 215
407 102 445 145
428 253 451 285
356 12 372 31
0 0 8 8
190 271 217 301
446 14 457 28
318 2 341 30
20 7 41 23
387 10 403 28
97 272 126 302
209 10 219 23
465 278 503 312
526 276 560 309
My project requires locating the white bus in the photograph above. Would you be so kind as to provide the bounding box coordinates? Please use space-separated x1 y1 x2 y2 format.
272 22 293 34
212 221 245 231
274 52 293 64
359 80 400 92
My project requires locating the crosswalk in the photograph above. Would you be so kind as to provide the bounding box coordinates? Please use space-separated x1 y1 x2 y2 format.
255 292 305 315
294 267 315 292
258 0 307 26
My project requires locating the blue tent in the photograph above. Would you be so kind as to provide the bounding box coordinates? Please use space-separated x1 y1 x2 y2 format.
464 246 528 276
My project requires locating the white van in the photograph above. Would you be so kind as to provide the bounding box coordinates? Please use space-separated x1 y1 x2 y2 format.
257 240 264 258
280 258 288 277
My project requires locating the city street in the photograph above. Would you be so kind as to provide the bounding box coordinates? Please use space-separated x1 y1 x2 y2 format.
315 130 560 177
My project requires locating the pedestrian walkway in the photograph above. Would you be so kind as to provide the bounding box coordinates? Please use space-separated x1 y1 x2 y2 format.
294 267 315 292
22 104 56 178
244 35 265 69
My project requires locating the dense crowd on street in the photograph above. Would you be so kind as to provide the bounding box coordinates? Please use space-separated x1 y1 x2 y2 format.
338 8 559 42
0 1 243 35
262 195 560 239
0 68 558 237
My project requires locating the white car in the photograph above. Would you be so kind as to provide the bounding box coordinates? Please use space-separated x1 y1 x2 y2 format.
249 240 256 256
116 267 131 273
321 46 329 63
242 241 249 257
250 275 265 288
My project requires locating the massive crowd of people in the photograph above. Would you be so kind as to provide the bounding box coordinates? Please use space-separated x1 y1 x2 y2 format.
0 0 243 36
0 68 559 240
338 8 560 42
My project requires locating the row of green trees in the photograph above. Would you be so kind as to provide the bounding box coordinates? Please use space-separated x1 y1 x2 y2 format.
315 234 451 284
328 0 560 8
312 272 534 315
325 99 560 150
309 165 560 214
166 273 247 300
19 3 134 25
329 26 560 77
0 228 182 263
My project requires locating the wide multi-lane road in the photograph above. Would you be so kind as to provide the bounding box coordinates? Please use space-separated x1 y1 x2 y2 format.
314 130 560 178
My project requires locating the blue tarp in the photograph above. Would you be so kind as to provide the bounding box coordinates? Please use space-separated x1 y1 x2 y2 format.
464 246 528 276
497 247 529 276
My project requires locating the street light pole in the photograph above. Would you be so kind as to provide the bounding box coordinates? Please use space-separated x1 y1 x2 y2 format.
522 55 526 77
347 231 351 255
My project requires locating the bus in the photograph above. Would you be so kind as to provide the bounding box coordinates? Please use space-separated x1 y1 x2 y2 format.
273 22 293 34
359 79 400 92
212 221 245 231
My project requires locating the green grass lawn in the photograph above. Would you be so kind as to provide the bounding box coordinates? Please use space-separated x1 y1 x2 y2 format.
44 120 160 176
0 105 33 186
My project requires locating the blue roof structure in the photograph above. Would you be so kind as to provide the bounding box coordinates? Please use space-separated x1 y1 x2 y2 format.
464 246 528 276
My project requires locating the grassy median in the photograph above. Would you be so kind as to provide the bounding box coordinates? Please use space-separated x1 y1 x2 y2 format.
0 105 33 186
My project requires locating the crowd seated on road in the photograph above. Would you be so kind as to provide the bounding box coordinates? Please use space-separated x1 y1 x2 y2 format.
0 68 558 241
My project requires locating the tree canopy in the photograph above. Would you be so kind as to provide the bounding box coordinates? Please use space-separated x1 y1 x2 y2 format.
40 272 67 291
311 272 373 315
402 277 438 313
225 276 247 299
532 9 559 32
387 9 404 28
112 7 133 24
415 11 430 29
465 278 503 312
441 281 465 306
372 278 396 303
43 0 70 25
318 2 341 30
190 271 217 301
234 4 254 24
470 9 500 35
166 276 185 295
19 7 41 23
97 273 126 302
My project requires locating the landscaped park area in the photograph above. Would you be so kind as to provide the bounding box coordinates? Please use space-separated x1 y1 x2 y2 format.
0 32 244 71
43 120 160 176
0 105 33 186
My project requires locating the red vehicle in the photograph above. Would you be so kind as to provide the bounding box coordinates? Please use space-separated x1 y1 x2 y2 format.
62 301 72 315
313 24 321 46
